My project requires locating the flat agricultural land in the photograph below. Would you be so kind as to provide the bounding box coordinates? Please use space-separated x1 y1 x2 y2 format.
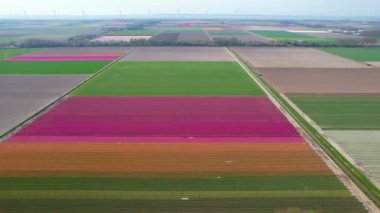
0 75 90 136
72 62 264 96
207 30 251 35
9 97 301 142
151 33 180 42
177 33 211 42
33 47 132 54
0 61 110 74
123 47 234 61
211 34 269 43
252 30 335 43
320 48 380 62
255 68 380 94
289 95 380 130
0 48 39 60
232 47 369 68
112 29 160 35
0 46 367 212
92 35 152 42
164 28 203 33
326 130 380 183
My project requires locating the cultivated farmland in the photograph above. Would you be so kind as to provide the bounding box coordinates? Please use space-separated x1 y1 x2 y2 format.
72 62 264 96
123 47 234 61
0 75 90 137
255 68 380 94
232 47 369 68
0 46 370 212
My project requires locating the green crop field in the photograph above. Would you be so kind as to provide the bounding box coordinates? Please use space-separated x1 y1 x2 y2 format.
0 197 366 212
320 48 380 61
113 29 161 35
290 95 380 130
252 30 336 43
0 48 39 60
73 61 265 96
0 176 345 191
0 61 109 74
207 30 251 35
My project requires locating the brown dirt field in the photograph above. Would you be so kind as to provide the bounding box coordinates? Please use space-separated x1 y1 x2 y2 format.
232 47 369 68
256 68 380 94
0 143 331 177
122 47 234 61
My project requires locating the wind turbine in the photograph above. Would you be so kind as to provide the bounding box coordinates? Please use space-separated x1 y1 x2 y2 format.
52 10 57 19
23 10 28 20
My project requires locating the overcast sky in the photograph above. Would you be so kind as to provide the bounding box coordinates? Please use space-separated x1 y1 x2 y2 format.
0 0 379 17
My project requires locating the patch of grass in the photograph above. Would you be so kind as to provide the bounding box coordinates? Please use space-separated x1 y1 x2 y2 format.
0 48 39 60
0 176 345 191
113 29 161 35
290 95 380 130
320 48 380 62
0 61 109 74
73 61 265 96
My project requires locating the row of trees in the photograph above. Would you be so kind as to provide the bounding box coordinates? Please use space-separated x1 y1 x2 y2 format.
15 36 380 48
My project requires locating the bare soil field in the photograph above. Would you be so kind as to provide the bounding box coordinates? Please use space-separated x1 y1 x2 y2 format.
326 130 380 183
123 47 234 61
255 68 380 94
0 75 90 137
177 33 211 42
233 47 369 68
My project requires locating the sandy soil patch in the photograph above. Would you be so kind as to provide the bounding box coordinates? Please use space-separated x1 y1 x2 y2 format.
233 47 369 68
123 47 234 61
256 67 380 94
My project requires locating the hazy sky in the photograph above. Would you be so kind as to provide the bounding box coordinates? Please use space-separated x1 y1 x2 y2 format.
0 0 379 17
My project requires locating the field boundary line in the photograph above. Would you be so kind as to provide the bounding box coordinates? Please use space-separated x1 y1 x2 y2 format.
226 47 379 212
0 48 136 142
